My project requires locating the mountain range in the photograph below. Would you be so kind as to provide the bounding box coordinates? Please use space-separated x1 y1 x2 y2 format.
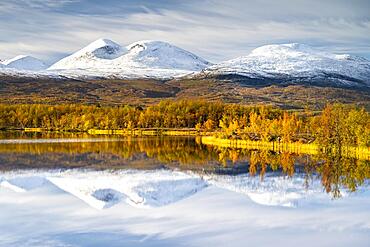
1 38 370 88
47 39 211 79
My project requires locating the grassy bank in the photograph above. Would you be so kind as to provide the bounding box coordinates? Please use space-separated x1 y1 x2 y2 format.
201 136 370 160
87 128 212 136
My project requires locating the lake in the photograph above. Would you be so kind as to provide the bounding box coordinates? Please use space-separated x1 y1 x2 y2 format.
0 132 369 247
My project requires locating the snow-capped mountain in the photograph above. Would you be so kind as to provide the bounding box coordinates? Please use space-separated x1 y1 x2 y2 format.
1 55 47 71
1 41 369 87
48 39 127 70
200 43 370 87
48 38 211 79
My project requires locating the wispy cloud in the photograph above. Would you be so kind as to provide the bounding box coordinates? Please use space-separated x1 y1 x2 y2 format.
0 0 369 64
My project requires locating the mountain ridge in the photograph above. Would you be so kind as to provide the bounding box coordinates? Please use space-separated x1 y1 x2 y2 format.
199 43 370 88
0 40 369 88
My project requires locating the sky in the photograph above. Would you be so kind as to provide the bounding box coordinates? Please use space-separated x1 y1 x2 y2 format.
0 0 369 65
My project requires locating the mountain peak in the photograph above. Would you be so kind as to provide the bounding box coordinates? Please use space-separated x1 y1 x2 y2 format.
250 43 318 58
283 43 311 49
82 39 120 51
125 40 211 70
127 40 174 51
76 38 126 59
3 55 34 64
1 55 46 71
49 38 127 70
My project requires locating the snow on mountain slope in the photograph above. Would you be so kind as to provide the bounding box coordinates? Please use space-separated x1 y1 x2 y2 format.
48 39 211 79
48 38 127 70
125 40 210 71
0 67 61 80
203 43 370 87
1 41 369 85
1 55 47 71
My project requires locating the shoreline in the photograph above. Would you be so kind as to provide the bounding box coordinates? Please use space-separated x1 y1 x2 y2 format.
200 136 370 160
2 128 369 160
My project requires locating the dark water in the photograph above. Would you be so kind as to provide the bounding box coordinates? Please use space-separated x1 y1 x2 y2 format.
0 131 369 197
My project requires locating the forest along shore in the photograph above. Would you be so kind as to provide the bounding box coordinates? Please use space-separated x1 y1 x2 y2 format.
0 100 369 158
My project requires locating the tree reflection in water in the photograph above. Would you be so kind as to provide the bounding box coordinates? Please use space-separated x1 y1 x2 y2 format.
0 133 368 198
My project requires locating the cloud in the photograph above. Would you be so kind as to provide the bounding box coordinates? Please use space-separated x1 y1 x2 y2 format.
0 0 369 65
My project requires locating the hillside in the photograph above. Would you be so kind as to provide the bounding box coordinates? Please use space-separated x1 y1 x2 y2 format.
0 75 369 110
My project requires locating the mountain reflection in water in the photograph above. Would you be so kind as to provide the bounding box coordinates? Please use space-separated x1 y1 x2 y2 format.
0 132 369 198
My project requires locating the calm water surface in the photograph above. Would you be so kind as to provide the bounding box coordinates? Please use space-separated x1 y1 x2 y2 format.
0 131 369 202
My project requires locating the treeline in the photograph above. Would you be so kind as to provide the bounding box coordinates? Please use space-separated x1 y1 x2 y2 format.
0 101 278 130
0 101 368 147
218 104 370 147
